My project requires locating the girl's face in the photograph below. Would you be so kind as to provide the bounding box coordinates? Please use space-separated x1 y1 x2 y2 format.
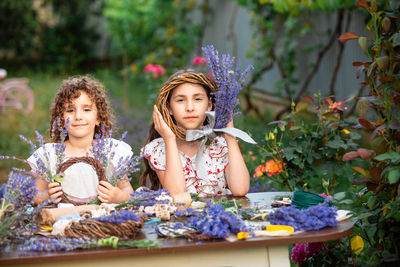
63 91 99 141
168 83 212 131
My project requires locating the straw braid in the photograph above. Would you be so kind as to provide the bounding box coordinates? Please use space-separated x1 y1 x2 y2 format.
155 72 217 140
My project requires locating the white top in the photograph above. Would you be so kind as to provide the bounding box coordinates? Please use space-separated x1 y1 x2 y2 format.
141 136 229 197
27 139 133 203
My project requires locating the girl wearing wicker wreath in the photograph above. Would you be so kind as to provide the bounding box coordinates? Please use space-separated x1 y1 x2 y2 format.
141 70 250 197
28 75 134 205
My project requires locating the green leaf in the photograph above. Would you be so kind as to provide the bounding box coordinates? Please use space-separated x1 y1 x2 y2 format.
374 152 400 163
356 100 370 117
390 32 400 47
334 192 346 200
326 136 345 149
387 167 400 184
367 196 377 210
283 147 296 161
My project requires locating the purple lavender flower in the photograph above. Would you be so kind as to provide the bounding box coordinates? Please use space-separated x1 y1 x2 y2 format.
3 171 38 210
202 45 254 128
186 201 251 238
19 237 94 252
117 188 170 209
90 210 141 224
269 202 337 231
91 126 141 185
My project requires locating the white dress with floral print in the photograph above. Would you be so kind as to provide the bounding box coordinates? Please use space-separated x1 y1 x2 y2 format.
141 136 229 197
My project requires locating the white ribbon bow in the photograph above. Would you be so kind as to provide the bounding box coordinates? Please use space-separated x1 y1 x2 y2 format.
185 111 256 181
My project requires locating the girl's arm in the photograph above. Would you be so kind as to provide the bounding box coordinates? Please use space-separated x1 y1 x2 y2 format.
152 105 186 195
97 180 133 203
223 121 250 197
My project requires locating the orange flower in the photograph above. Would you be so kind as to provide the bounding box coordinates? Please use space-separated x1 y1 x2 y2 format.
265 159 283 176
329 101 348 112
253 164 265 178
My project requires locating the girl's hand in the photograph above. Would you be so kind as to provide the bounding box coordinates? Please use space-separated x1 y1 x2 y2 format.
97 181 125 203
48 182 63 204
153 105 176 141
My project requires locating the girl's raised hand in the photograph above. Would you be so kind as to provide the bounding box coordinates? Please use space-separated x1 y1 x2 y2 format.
153 105 176 141
97 181 124 203
48 182 63 204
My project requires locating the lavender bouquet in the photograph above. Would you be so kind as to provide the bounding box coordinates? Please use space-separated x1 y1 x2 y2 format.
90 125 141 186
202 45 253 129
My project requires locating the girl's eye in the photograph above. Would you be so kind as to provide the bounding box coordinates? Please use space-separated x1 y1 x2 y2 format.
195 98 203 101
176 99 184 102
66 109 74 113
84 108 91 112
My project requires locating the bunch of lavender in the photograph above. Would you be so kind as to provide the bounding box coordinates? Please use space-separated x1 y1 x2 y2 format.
202 45 254 128
0 170 41 243
175 207 198 217
269 202 337 231
89 210 141 224
186 201 251 239
116 188 170 209
91 126 141 185
3 170 37 211
19 236 160 252
16 117 67 182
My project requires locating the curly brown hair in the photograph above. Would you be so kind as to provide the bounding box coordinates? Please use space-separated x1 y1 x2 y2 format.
140 70 217 190
50 75 114 142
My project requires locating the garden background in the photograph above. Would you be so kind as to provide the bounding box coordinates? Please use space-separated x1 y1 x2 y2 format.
1 0 399 265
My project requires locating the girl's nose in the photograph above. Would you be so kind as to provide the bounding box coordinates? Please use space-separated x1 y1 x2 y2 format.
186 100 194 111
75 109 82 120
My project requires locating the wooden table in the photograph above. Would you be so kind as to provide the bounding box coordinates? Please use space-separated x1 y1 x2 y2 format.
0 192 353 267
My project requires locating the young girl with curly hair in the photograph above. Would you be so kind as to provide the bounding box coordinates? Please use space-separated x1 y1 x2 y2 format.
29 75 134 204
140 70 250 197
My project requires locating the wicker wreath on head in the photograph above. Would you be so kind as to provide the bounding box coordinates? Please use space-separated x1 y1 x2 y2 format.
156 71 217 140
56 157 106 206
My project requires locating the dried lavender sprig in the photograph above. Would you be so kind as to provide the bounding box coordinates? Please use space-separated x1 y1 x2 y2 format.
3 170 38 211
202 45 254 128
19 236 160 252
269 202 337 231
186 201 251 238
89 210 141 224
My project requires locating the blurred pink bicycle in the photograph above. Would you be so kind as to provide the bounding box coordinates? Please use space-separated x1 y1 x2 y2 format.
0 69 34 114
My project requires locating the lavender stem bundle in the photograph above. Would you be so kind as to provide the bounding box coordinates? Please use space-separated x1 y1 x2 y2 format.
202 45 253 129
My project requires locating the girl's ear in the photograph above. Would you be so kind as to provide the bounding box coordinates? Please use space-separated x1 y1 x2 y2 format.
167 104 173 116
207 98 212 111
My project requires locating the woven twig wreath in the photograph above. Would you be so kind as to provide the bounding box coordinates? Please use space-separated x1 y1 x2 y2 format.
64 218 144 239
56 157 106 206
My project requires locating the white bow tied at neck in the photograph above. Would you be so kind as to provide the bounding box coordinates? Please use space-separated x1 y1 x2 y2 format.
185 111 256 182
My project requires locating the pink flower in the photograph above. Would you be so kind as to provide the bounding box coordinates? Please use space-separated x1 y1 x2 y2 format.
192 57 207 65
291 242 325 266
143 64 166 78
0 69 7 79
320 193 333 200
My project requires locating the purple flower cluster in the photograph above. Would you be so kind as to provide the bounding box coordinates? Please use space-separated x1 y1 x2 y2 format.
186 201 250 238
202 45 253 128
174 207 198 217
118 188 170 209
291 242 325 264
3 171 38 210
91 210 141 224
269 202 337 231
19 237 94 252
91 125 141 185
